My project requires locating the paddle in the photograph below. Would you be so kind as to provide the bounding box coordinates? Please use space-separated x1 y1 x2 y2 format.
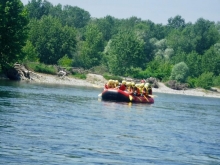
98 93 102 97
143 95 149 102
149 94 157 98
129 95 133 101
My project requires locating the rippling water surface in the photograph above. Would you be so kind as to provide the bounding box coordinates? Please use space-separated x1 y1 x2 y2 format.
0 80 220 165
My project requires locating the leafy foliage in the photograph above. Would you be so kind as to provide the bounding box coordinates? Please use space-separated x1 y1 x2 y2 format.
141 59 172 81
0 0 29 69
25 0 52 19
213 75 220 87
167 15 186 29
28 16 77 64
58 55 72 67
201 46 220 76
170 62 189 82
78 24 104 69
105 30 145 76
196 72 214 89
186 76 197 88
22 40 39 62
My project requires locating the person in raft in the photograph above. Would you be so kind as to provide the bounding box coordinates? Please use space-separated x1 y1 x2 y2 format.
119 80 126 91
133 84 141 96
128 82 135 93
142 83 153 96
142 83 148 97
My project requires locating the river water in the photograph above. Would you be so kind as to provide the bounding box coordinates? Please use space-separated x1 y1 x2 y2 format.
0 80 220 165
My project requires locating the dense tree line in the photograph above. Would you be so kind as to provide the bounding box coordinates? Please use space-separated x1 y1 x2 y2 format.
1 0 220 89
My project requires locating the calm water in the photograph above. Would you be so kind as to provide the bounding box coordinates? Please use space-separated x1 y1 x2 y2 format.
0 80 220 165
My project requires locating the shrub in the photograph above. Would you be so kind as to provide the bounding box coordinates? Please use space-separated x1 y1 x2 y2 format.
196 72 214 89
213 75 220 87
170 62 189 83
58 55 72 67
186 76 197 88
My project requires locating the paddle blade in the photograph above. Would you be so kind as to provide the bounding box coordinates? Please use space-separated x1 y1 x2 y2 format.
98 93 102 97
149 94 157 98
129 95 133 101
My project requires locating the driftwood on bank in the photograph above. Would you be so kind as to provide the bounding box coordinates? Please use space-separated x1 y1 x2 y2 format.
6 63 61 81
6 63 30 80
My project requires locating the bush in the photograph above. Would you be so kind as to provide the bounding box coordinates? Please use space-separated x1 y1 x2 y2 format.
132 70 149 79
196 72 214 89
186 76 197 88
58 55 72 67
213 75 220 87
170 62 189 83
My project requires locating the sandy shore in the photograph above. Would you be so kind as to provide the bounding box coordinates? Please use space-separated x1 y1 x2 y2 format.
24 72 219 99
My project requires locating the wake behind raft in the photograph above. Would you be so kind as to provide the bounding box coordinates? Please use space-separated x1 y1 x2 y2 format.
101 88 154 104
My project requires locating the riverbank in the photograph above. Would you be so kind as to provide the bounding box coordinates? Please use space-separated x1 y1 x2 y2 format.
30 73 220 98
1 72 220 98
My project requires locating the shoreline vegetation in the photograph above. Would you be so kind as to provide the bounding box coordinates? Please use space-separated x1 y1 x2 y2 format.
1 72 220 99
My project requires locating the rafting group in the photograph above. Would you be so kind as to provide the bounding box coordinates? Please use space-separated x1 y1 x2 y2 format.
104 79 153 97
101 79 154 103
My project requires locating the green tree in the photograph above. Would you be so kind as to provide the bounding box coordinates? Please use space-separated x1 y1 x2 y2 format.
185 51 202 77
94 15 118 42
167 25 197 54
143 59 172 81
79 24 104 69
22 40 39 62
167 15 185 29
49 4 90 28
105 30 145 76
0 0 29 69
170 62 189 82
48 3 62 18
29 16 77 64
201 46 220 76
193 18 220 54
62 5 90 28
25 0 52 19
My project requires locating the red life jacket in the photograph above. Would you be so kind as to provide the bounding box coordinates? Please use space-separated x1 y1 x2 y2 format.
119 84 126 91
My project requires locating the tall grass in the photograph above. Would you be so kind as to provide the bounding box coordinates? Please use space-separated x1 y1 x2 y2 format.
103 73 122 82
25 62 57 75
71 73 87 79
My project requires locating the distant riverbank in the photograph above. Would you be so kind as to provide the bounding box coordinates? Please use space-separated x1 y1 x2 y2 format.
1 72 220 98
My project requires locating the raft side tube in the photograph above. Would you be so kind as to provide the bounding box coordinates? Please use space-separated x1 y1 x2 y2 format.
102 89 130 102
